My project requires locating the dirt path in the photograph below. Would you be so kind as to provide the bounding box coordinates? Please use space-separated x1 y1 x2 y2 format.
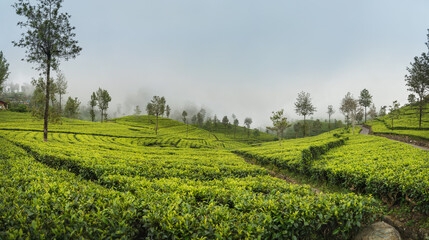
359 125 429 151
234 153 323 194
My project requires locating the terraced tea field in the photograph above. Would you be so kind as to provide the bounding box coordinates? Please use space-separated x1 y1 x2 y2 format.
2 111 429 238
0 112 381 239
370 102 429 141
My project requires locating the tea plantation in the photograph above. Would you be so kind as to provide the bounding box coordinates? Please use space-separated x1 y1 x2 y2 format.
1 111 428 239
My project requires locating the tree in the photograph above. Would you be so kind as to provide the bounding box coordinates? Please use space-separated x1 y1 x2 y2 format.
30 77 61 123
368 104 377 126
379 106 387 117
165 105 171 118
293 122 302 138
13 0 82 141
191 115 197 125
89 92 97 122
356 108 364 124
182 110 188 137
327 105 335 130
56 71 67 113
146 102 154 124
213 115 219 131
340 92 358 134
0 51 10 92
233 118 239 139
408 94 416 105
267 109 290 146
134 105 141 116
244 117 252 138
253 128 260 138
405 53 429 129
64 96 80 118
294 91 316 136
388 100 401 130
150 96 166 135
313 119 322 134
358 89 372 123
197 110 205 127
96 88 111 123
222 116 229 135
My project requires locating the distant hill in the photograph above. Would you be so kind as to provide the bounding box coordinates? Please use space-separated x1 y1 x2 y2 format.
369 101 429 140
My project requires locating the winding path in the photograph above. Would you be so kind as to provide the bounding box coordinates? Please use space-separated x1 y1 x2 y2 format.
359 125 429 151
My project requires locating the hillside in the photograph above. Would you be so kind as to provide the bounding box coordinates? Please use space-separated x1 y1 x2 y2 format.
1 111 428 238
369 101 429 141
0 111 380 239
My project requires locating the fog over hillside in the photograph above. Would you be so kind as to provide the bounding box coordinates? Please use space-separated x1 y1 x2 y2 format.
2 0 428 127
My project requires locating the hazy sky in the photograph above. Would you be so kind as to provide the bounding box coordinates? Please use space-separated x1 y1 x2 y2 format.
1 0 429 127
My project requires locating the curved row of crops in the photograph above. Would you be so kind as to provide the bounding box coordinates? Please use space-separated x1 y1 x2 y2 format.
311 134 429 214
235 128 429 214
0 124 379 239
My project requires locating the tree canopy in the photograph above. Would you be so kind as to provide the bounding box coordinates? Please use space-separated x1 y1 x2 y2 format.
13 0 81 141
294 91 316 136
96 88 111 123
267 109 290 146
358 89 372 122
0 51 10 92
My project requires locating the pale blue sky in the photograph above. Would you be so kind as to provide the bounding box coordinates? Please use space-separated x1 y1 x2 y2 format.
1 0 429 126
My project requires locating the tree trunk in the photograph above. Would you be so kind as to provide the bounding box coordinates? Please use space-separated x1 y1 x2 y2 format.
364 106 367 123
303 116 306 137
419 102 423 129
328 116 331 130
234 126 236 139
391 118 394 130
155 114 159 135
278 132 281 146
44 57 51 142
59 93 62 113
101 109 104 123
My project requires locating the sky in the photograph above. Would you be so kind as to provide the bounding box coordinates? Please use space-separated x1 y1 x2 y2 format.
1 0 429 127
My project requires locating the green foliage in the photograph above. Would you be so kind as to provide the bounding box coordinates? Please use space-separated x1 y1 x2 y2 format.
0 111 380 239
0 51 10 92
267 109 290 145
89 92 97 122
64 96 80 118
234 129 350 173
9 104 28 112
96 88 111 123
311 134 429 214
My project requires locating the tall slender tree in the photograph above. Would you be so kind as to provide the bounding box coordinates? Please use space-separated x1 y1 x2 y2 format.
165 105 171 118
96 88 111 123
267 109 290 146
182 110 188 137
405 53 429 129
0 51 10 92
368 104 377 127
89 92 97 122
294 91 316 136
56 71 67 113
358 89 373 123
244 117 252 138
388 100 401 130
233 118 239 139
340 92 358 134
222 116 230 135
327 105 335 130
150 96 166 135
13 0 82 141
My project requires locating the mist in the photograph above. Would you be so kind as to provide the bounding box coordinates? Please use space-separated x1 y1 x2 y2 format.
1 0 428 128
